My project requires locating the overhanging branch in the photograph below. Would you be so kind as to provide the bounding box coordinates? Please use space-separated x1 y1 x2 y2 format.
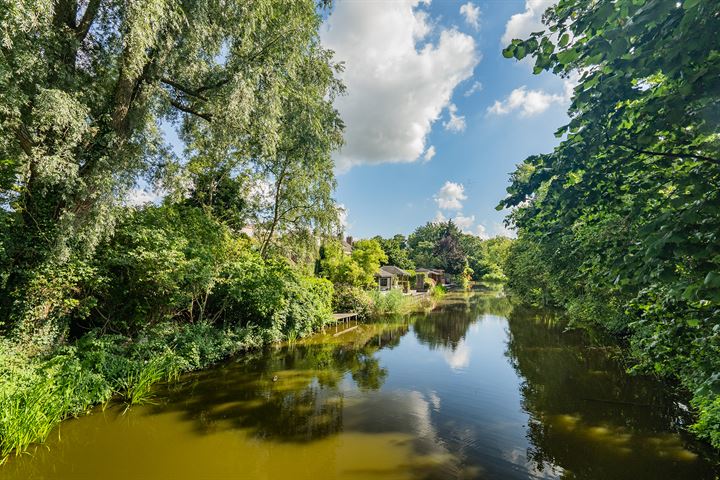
161 77 209 101
169 98 213 122
612 141 719 166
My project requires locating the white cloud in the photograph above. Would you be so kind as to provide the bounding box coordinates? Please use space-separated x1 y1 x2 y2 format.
442 341 471 370
434 181 466 210
321 1 479 172
453 213 475 232
459 2 481 31
423 145 436 162
464 80 483 97
443 103 466 133
474 222 516 239
501 0 555 46
487 84 567 117
433 211 447 223
337 203 349 229
125 188 162 207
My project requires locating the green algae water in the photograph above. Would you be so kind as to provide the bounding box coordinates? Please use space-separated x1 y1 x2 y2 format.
4 292 719 479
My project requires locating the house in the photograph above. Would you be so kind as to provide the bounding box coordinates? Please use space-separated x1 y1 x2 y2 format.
375 265 411 292
375 269 395 291
415 268 445 290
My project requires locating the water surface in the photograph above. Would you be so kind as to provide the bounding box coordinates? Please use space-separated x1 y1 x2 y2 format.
5 292 718 479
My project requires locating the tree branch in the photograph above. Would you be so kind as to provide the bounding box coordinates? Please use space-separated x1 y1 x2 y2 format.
161 77 209 101
195 78 231 95
612 141 720 166
75 0 101 42
169 98 213 122
14 125 34 156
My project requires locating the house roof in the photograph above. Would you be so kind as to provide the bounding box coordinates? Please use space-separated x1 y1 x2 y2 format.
416 268 444 274
380 265 409 276
340 240 353 254
375 269 395 278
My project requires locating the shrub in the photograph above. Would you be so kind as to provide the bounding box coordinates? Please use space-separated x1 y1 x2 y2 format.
332 285 373 318
369 290 409 315
213 256 333 341
430 285 446 300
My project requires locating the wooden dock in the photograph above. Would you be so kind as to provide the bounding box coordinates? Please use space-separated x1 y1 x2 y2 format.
332 312 359 322
331 312 360 336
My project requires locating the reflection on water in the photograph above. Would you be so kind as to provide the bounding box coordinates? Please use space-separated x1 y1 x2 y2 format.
4 292 719 479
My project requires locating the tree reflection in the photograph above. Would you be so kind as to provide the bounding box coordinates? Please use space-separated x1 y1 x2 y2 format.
150 322 409 443
413 292 512 351
504 307 717 479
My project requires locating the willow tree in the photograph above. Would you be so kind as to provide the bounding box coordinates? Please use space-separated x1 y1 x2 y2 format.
0 0 341 341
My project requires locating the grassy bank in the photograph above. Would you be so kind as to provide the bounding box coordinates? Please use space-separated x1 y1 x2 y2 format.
0 322 271 463
332 285 446 318
0 286 447 463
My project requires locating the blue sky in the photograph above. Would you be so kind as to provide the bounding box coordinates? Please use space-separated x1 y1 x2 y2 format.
152 0 570 240
322 0 570 239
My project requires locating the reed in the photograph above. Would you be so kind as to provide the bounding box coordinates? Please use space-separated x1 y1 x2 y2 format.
117 356 169 407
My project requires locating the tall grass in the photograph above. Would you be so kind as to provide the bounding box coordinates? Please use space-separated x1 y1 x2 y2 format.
0 352 111 462
0 322 265 463
285 329 299 346
368 289 435 315
429 285 446 300
0 377 66 461
117 356 173 407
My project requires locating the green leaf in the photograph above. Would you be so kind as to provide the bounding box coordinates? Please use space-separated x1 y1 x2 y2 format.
704 272 720 288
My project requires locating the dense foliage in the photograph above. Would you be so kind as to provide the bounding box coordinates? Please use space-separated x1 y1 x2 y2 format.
500 0 720 447
0 0 345 461
318 238 387 287
0 0 343 347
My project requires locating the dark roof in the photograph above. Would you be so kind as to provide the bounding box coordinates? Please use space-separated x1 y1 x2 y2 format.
380 265 409 276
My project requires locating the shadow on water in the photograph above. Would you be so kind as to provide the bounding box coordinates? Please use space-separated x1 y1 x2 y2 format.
504 306 720 479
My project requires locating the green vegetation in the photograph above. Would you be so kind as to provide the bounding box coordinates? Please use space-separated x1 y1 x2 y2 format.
372 221 513 282
318 239 387 288
0 0 346 461
500 0 720 448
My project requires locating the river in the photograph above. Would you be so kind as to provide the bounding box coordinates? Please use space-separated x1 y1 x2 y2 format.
4 291 718 479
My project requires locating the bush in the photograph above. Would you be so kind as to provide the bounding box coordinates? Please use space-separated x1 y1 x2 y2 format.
369 290 412 315
213 255 333 341
90 205 235 332
332 286 373 319
429 285 446 300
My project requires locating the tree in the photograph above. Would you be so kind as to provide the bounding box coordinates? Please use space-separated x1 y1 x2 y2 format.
373 234 415 270
318 239 386 288
351 239 388 287
318 241 364 287
499 0 720 447
0 0 341 340
434 221 466 275
407 222 444 268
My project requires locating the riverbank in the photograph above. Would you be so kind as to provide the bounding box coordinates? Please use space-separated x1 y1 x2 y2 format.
0 286 442 463
0 321 264 462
